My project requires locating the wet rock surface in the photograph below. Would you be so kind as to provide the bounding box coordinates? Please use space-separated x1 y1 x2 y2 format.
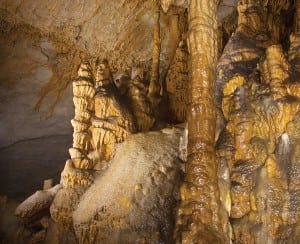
216 1 300 243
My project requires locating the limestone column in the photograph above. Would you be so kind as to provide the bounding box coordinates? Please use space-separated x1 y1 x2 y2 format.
175 0 224 243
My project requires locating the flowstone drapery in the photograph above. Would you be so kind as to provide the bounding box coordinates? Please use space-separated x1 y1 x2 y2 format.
216 1 300 242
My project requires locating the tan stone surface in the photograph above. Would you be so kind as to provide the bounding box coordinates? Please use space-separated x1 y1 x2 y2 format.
175 0 227 242
15 185 61 221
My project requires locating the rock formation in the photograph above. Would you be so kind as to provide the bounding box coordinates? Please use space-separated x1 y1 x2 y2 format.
126 67 155 131
165 41 189 123
50 59 136 234
71 129 184 243
91 59 133 162
3 0 300 243
175 0 227 243
70 62 95 170
215 1 300 243
148 9 162 108
15 185 61 224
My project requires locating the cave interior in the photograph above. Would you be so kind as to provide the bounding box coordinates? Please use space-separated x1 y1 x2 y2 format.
1 0 300 243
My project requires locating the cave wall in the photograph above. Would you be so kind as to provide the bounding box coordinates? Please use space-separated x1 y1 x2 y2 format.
0 24 74 200
0 0 190 199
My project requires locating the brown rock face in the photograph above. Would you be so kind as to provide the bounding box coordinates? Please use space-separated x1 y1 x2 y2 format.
216 1 300 243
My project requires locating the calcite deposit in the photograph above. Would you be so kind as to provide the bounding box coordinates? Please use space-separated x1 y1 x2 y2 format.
165 41 189 123
216 0 300 242
175 0 227 243
2 0 300 243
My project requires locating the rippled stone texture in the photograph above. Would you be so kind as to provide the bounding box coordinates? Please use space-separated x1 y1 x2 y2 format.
71 62 95 170
175 0 227 243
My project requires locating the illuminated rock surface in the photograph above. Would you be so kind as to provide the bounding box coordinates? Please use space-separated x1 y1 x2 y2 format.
1 0 300 243
51 128 184 243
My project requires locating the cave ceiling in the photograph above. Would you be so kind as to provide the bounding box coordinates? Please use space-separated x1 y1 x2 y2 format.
0 0 239 70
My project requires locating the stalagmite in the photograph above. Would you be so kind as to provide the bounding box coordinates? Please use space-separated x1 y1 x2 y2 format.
175 0 226 242
90 59 133 161
70 62 95 170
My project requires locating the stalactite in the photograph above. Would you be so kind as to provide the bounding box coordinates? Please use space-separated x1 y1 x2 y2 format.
165 41 189 123
126 67 155 131
262 0 293 43
289 0 300 89
148 9 162 107
175 0 226 242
